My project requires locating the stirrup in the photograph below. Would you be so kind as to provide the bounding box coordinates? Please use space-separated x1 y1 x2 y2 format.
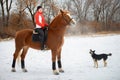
41 45 45 50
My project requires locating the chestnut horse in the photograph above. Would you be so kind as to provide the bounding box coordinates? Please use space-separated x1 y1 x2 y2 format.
11 10 76 75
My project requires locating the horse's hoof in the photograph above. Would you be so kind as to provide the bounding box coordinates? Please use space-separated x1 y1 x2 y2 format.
22 68 28 72
59 68 64 73
53 70 59 75
11 68 16 72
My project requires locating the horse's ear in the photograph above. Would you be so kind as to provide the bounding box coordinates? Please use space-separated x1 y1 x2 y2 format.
60 9 64 14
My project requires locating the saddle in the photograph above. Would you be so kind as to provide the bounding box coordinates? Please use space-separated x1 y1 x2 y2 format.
32 28 48 43
32 30 40 42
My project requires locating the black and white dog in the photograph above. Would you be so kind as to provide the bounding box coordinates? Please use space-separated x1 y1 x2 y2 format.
89 49 112 68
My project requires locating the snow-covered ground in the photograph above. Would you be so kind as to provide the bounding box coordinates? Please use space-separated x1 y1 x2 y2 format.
0 35 120 80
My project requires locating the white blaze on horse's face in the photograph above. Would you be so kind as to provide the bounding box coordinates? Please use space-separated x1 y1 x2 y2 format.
66 13 76 24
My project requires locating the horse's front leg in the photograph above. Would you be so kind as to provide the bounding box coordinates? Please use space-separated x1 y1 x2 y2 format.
51 50 59 75
57 48 64 73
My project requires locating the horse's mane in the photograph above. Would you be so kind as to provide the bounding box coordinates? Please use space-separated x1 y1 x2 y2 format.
49 13 61 27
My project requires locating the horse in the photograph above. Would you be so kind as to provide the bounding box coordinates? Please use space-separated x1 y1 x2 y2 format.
11 9 76 75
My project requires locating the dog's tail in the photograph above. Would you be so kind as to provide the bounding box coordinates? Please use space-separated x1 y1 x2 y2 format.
107 53 112 56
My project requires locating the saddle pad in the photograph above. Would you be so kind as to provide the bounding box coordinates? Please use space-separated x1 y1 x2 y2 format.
32 34 43 42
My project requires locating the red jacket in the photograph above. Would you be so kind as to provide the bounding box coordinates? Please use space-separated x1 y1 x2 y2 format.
34 11 48 28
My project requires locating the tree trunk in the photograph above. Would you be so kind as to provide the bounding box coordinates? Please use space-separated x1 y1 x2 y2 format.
0 0 5 27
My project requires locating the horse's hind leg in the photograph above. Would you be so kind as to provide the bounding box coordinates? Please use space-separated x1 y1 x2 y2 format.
11 47 22 72
21 46 29 72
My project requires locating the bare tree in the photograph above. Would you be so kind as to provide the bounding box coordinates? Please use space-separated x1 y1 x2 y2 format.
23 0 38 27
6 0 12 27
92 0 102 22
107 0 120 30
43 0 60 24
0 0 12 35
14 0 59 27
108 0 120 21
17 0 53 26
83 0 93 20
0 0 5 27
0 0 12 27
71 0 84 22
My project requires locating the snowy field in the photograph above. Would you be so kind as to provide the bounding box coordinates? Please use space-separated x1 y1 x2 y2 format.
0 35 120 80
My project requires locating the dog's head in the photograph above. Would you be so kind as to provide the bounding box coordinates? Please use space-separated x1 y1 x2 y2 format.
89 49 95 55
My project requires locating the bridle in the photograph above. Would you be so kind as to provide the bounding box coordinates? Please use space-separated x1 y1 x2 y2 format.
62 13 73 25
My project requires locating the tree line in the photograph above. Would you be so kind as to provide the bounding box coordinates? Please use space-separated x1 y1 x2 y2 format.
0 0 120 38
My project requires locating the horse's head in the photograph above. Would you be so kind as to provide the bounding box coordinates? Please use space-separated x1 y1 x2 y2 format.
60 9 76 25
49 9 76 30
